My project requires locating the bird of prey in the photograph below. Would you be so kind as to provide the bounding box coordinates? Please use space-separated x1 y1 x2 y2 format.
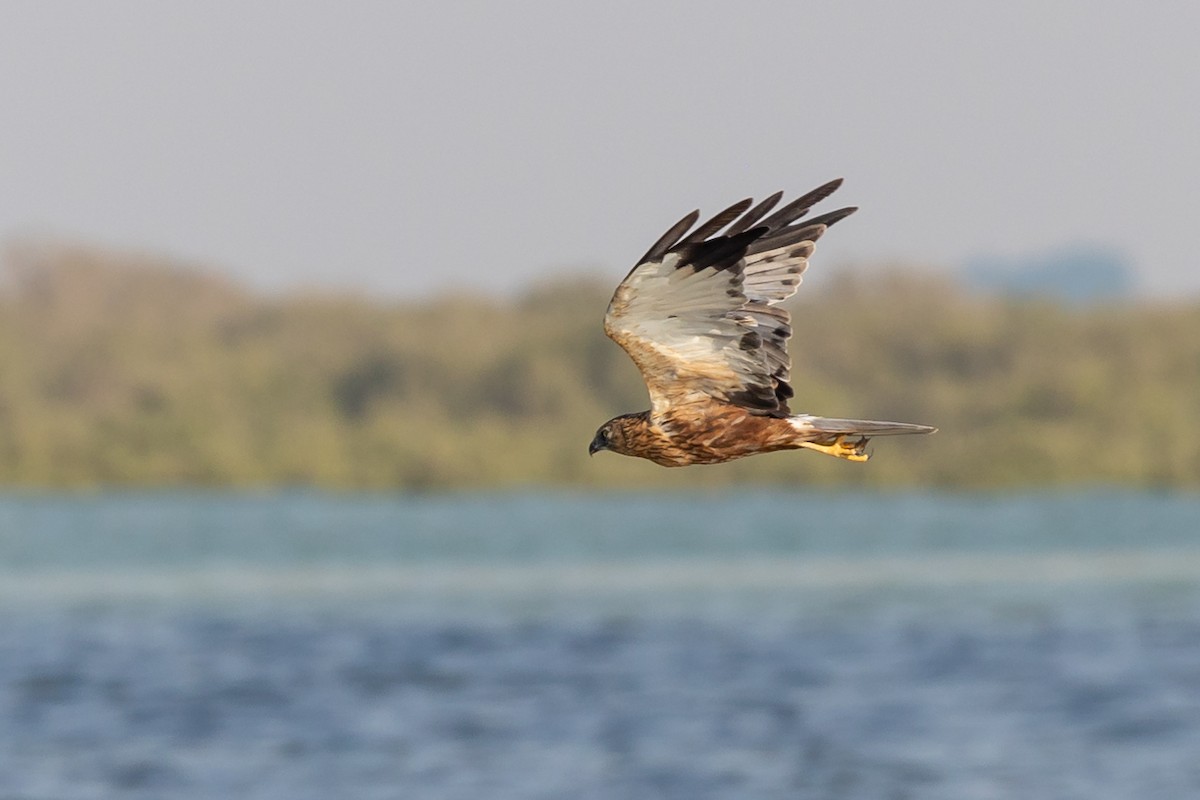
589 179 935 467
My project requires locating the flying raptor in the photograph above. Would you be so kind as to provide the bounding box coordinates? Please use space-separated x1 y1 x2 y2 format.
589 179 935 467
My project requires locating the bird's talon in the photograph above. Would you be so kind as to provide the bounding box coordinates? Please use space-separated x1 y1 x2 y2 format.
798 435 871 462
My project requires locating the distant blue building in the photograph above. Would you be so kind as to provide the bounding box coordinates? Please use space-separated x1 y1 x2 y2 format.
962 244 1135 304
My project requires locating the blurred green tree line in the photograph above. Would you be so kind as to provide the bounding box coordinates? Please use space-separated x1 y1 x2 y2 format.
1 241 1198 490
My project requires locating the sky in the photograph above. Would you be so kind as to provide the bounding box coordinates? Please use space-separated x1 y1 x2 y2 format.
1 1 1197 299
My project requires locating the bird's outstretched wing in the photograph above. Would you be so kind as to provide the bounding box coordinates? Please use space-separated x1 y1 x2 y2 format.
604 179 856 418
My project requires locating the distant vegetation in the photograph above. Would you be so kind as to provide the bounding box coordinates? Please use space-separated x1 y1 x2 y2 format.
1 240 1198 490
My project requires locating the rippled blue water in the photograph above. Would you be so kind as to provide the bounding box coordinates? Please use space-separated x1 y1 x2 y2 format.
1 490 1199 799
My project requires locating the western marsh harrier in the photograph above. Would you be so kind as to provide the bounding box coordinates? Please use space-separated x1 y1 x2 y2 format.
589 179 935 467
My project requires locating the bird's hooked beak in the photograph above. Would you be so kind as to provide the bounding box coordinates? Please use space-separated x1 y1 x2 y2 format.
588 434 606 457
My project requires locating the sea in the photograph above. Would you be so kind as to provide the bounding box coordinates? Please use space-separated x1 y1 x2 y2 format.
1 490 1199 799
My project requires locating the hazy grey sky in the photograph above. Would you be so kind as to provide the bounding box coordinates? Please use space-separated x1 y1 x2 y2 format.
1 1 1197 297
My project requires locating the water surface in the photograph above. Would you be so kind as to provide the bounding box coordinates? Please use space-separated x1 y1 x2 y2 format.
1 490 1198 798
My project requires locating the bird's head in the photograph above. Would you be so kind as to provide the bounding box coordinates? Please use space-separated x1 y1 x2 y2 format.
588 412 648 457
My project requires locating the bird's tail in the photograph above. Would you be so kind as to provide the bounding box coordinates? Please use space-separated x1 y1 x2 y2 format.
787 415 937 461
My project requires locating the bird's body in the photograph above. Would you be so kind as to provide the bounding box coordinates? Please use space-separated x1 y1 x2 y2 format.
590 179 935 466
595 407 797 467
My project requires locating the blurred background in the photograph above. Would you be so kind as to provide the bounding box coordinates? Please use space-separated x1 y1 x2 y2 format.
1 1 1199 797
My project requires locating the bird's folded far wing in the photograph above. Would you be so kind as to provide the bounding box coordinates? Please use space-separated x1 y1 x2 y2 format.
605 181 856 418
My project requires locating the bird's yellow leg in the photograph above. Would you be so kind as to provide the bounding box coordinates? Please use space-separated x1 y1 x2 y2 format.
797 435 870 462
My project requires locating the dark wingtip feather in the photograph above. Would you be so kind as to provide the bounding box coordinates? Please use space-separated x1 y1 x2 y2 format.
638 209 699 264
757 179 846 231
726 191 784 235
806 206 858 228
679 198 754 246
801 178 844 207
819 177 844 193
